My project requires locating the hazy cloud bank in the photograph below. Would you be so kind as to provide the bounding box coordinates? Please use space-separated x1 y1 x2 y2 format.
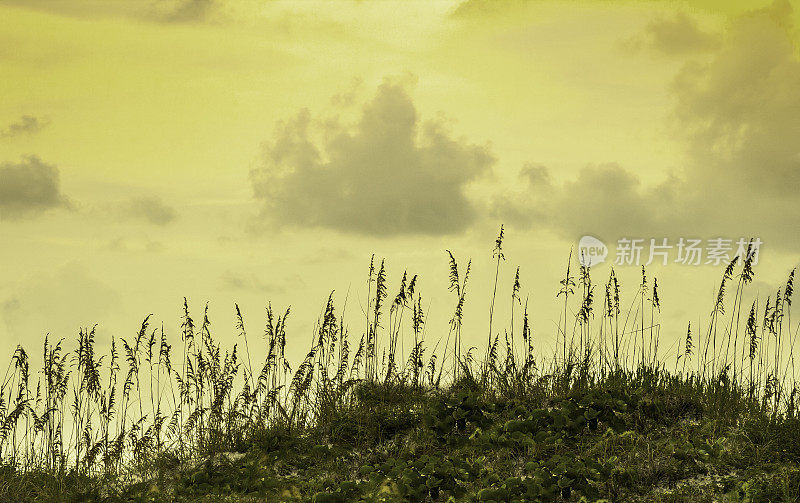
1 263 120 342
495 1 800 250
626 12 720 56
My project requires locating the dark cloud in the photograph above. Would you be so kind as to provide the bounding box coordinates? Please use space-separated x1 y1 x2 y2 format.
251 80 494 236
450 0 530 19
491 163 551 228
494 163 683 241
496 1 800 250
160 0 218 23
547 165 681 239
665 0 800 247
673 0 800 197
124 196 177 225
1 115 49 138
0 156 68 219
639 13 720 55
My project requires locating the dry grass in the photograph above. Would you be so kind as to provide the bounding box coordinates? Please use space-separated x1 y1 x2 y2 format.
0 228 797 502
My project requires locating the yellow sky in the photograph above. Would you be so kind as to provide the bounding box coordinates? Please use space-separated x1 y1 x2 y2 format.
1 0 798 366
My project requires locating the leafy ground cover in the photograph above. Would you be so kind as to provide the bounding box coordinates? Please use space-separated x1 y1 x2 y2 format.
6 370 800 502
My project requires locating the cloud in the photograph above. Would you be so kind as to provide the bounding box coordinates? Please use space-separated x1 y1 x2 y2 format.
491 163 552 229
1 263 120 341
251 79 494 236
672 0 800 197
0 156 69 219
635 13 720 55
547 165 681 239
495 1 800 251
450 0 529 19
1 115 49 138
159 0 218 23
123 195 177 225
494 163 683 240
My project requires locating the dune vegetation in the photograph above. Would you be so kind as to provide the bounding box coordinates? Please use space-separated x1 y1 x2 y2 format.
0 227 798 502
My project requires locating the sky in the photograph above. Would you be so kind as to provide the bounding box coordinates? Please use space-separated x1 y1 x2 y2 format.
1 0 799 368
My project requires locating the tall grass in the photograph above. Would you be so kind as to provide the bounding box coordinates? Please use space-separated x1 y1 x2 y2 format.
0 229 797 494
